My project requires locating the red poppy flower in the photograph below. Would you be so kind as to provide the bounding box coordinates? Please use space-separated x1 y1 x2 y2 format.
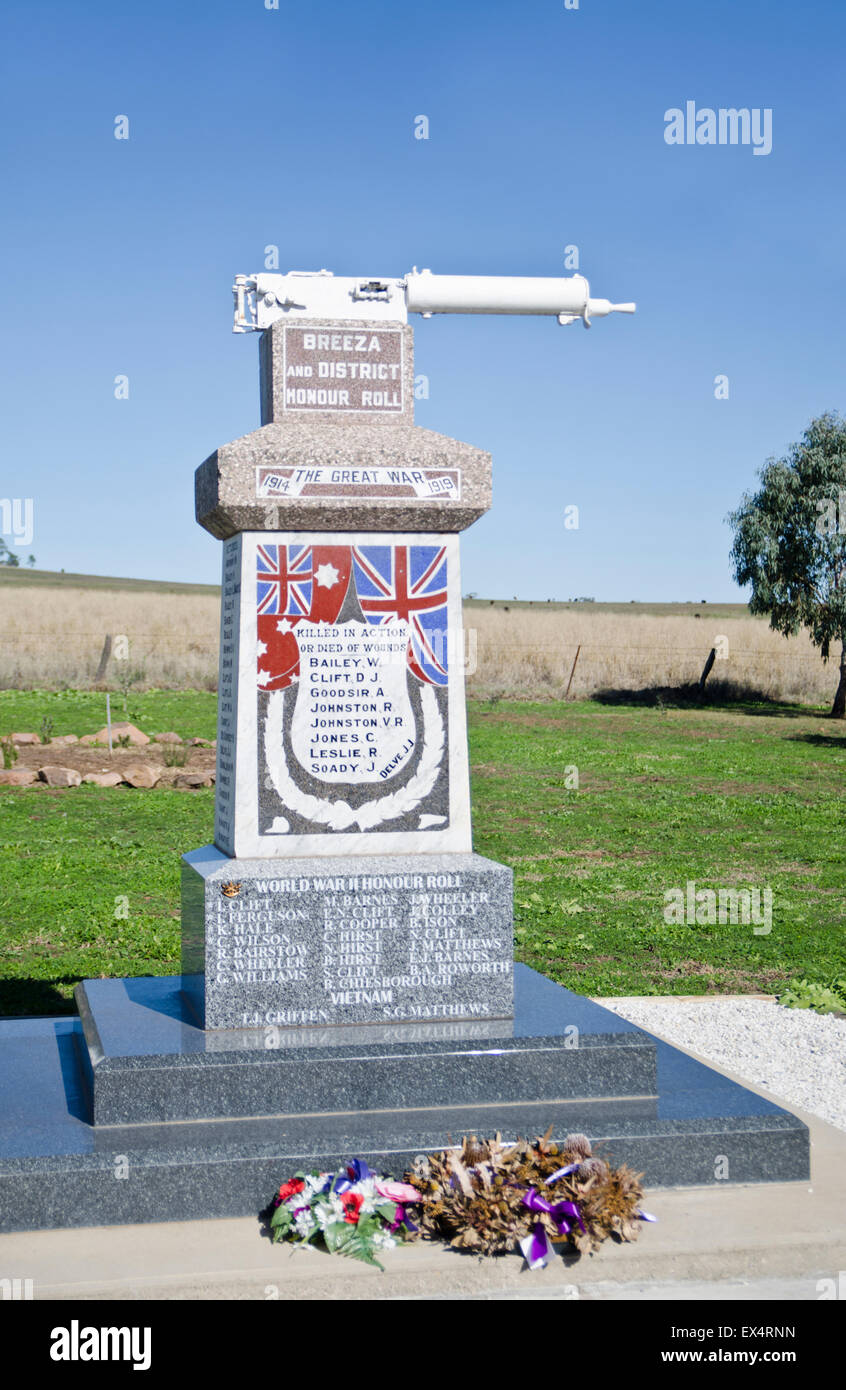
340 1191 363 1224
278 1178 305 1202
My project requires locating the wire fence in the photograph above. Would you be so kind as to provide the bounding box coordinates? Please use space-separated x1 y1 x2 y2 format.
0 629 836 707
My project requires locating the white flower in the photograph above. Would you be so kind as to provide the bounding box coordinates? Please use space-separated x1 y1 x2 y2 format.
356 1179 379 1214
294 1210 315 1238
371 1232 397 1250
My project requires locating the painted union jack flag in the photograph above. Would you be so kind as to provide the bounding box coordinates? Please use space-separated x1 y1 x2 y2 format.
256 544 313 618
256 545 353 691
352 544 449 686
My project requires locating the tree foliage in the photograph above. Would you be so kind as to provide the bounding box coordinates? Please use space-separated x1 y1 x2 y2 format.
728 412 846 714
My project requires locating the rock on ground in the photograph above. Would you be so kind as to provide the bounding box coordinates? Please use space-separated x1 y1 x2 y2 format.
90 722 150 746
82 772 124 787
122 764 163 788
38 766 82 787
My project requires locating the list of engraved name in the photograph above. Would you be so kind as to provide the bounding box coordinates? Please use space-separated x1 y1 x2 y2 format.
209 872 510 1020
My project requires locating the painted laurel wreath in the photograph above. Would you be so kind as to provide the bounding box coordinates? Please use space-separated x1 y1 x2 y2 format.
264 684 445 831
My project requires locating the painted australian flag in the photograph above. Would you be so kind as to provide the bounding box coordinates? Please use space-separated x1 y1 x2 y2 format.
352 544 449 686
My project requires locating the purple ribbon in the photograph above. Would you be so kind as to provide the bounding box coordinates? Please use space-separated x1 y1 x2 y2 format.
520 1225 555 1269
331 1158 375 1195
546 1163 580 1183
388 1204 419 1235
519 1189 586 1269
523 1187 586 1236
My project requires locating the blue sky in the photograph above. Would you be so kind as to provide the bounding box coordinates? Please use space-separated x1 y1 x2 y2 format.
1 0 844 599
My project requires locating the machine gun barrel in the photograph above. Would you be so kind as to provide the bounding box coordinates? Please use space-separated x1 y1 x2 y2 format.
405 270 635 326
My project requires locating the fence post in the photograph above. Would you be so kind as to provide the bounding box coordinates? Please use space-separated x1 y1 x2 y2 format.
698 647 717 694
95 634 113 684
565 644 582 698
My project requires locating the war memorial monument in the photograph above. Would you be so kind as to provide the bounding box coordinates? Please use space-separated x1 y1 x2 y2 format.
0 265 808 1230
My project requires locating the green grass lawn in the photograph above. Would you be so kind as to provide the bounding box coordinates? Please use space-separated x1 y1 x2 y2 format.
470 696 846 997
1 691 844 1015
0 688 218 742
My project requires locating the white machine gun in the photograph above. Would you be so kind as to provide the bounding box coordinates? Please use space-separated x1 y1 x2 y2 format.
233 267 636 332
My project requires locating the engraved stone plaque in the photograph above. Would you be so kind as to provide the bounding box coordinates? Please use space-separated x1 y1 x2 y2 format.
182 848 513 1030
214 531 471 859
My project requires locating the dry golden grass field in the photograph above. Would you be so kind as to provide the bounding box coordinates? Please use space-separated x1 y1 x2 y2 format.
0 573 836 706
466 604 833 705
0 585 221 691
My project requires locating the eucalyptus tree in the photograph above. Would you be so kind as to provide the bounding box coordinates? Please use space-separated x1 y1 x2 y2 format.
728 412 846 716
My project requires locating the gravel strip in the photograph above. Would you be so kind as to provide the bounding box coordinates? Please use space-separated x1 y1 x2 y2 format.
597 996 846 1133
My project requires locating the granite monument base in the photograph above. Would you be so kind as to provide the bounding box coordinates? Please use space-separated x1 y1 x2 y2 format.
0 966 809 1232
73 972 655 1126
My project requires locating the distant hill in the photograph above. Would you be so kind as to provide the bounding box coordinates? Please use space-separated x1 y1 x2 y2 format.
463 597 751 619
0 566 220 596
0 567 749 616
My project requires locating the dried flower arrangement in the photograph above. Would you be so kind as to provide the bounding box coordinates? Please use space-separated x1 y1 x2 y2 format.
405 1129 655 1266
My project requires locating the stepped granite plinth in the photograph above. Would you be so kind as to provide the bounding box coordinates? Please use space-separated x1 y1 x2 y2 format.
0 967 809 1232
74 970 655 1126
